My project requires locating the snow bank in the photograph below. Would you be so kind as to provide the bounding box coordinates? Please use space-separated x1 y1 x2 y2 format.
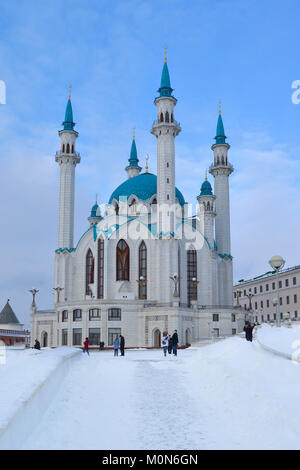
257 324 300 361
0 347 80 450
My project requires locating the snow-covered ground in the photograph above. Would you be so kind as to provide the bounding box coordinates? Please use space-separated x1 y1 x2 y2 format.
257 323 300 360
1 331 300 450
0 347 78 431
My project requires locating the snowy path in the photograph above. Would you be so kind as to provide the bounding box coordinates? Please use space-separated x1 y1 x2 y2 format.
19 337 300 450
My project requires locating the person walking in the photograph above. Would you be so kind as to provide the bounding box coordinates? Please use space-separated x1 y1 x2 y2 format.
83 337 90 355
172 330 179 356
243 323 255 342
120 334 125 356
113 335 120 356
168 335 173 354
161 331 169 357
34 339 40 350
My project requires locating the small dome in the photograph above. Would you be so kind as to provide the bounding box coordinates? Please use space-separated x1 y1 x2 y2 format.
90 203 101 218
200 180 213 196
109 172 185 206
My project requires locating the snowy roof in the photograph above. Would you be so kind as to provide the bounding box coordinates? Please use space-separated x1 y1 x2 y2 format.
234 264 300 287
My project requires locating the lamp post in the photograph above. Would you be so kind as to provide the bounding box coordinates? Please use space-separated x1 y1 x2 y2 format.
191 277 199 302
29 288 39 308
53 287 64 303
170 273 181 298
269 255 285 327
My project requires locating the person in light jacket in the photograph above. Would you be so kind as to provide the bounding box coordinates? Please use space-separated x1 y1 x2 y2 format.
113 336 120 356
161 331 169 357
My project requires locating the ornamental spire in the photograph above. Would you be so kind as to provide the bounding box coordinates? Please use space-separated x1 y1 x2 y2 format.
62 87 75 131
158 49 174 98
214 103 227 145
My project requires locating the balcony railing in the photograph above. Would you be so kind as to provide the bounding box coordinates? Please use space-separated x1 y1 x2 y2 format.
152 119 181 127
55 151 81 158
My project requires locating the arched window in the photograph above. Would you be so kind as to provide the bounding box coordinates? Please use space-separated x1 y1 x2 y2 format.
165 111 169 123
62 144 65 153
151 198 157 212
71 144 74 153
139 241 147 299
116 240 130 281
66 143 70 154
97 238 104 299
160 112 164 123
171 113 174 123
187 249 197 306
86 249 94 295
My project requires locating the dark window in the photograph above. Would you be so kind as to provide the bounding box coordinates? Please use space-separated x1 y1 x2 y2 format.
171 113 174 123
267 314 270 321
272 282 275 290
254 287 257 294
287 296 290 305
244 290 246 296
89 328 100 345
71 144 74 153
160 112 164 122
295 311 298 318
62 310 68 322
116 240 130 281
213 314 219 322
285 279 289 287
62 329 68 346
73 328 82 345
166 162 169 168
261 315 264 322
98 238 104 299
138 241 147 300
108 328 121 346
66 143 70 154
232 314 236 322
89 309 100 320
293 277 297 285
62 144 65 153
232 329 236 335
261 301 263 308
86 249 94 296
267 300 270 308
260 286 263 293
73 309 82 321
266 284 269 291
187 249 197 306
294 294 297 303
255 302 258 310
279 280 282 288
280 297 282 306
108 308 121 321
165 111 169 122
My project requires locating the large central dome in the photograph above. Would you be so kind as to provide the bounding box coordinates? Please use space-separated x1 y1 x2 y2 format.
109 172 185 206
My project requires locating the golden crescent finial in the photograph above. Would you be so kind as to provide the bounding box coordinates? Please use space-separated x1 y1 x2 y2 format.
146 154 149 173
219 100 221 115
95 194 98 204
133 127 135 140
164 46 167 64
205 169 207 181
69 85 72 100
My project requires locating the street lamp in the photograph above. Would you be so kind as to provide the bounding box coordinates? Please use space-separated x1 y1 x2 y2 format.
136 276 147 300
191 277 199 302
269 255 285 327
170 273 181 298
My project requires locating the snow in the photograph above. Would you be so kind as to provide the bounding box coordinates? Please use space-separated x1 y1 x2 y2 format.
2 331 300 450
0 347 79 430
257 323 300 360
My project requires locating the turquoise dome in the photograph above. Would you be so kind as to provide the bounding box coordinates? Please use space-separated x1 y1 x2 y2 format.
200 179 213 196
109 172 185 206
90 203 101 218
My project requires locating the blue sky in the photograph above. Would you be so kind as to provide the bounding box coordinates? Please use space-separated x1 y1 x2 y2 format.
0 0 300 325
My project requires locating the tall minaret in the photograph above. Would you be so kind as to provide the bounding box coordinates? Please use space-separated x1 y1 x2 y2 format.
125 129 142 179
209 104 234 305
55 88 80 249
151 50 181 236
197 172 216 249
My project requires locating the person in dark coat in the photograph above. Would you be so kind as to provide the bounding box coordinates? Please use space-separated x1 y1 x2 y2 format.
83 337 90 355
120 335 125 356
172 330 179 356
168 336 173 354
34 339 40 350
243 323 254 342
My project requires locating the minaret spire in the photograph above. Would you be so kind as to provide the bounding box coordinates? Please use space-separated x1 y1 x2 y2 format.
55 90 80 249
125 130 141 179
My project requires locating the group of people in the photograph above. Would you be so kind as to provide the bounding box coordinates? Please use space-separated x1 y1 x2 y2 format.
82 334 125 357
243 322 255 342
161 330 179 357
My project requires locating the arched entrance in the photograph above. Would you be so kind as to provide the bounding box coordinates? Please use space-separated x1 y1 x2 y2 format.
153 329 161 348
185 328 191 346
41 331 48 348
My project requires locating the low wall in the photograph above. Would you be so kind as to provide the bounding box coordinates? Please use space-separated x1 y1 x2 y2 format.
0 349 80 450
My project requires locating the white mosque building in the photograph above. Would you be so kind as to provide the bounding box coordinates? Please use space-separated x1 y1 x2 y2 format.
30 55 244 349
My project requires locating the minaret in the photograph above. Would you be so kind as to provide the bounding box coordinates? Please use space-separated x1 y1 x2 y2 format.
88 195 103 226
151 50 181 236
55 88 80 249
125 129 142 179
197 172 216 249
209 104 234 305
